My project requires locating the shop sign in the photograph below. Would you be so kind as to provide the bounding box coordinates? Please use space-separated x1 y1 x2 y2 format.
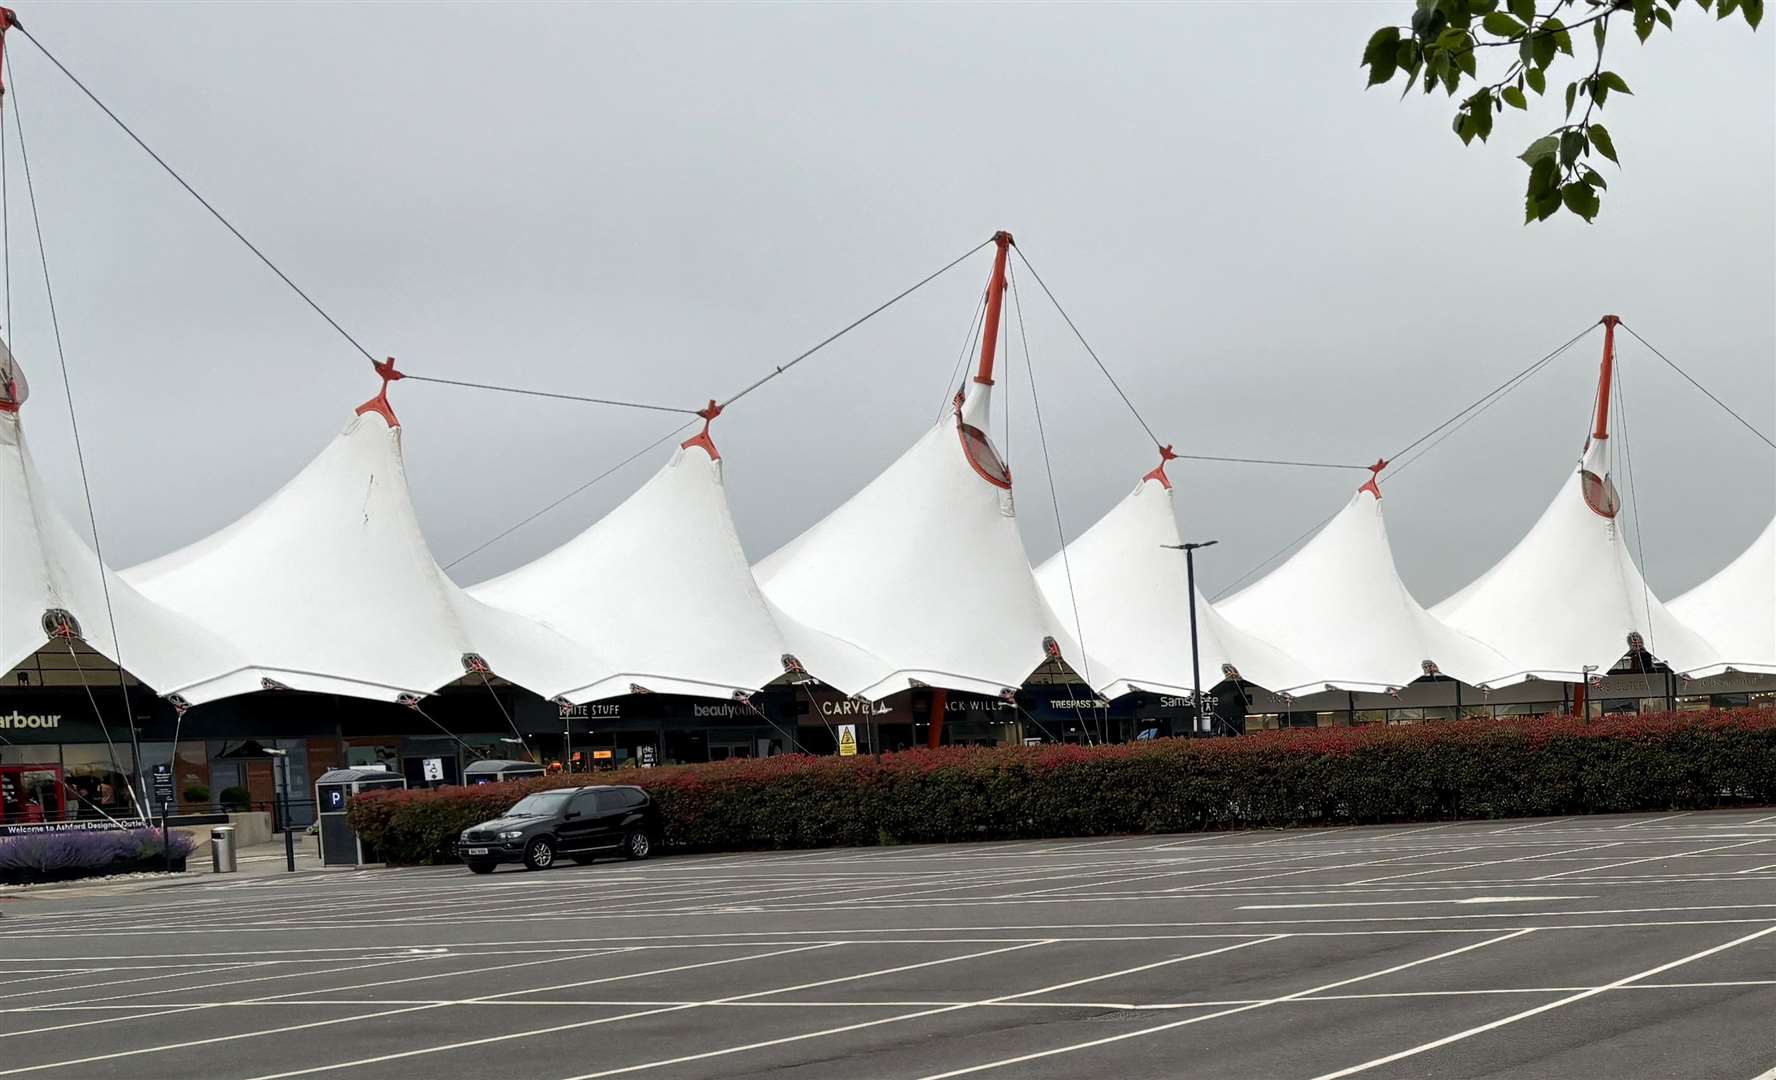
0 710 61 731
637 746 657 768
0 817 148 837
837 725 858 757
421 757 445 782
151 763 175 805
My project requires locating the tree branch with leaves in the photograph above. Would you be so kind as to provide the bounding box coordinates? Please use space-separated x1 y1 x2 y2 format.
1362 0 1764 223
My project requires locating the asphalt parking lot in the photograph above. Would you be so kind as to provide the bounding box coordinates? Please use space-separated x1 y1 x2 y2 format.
3 809 1774 1079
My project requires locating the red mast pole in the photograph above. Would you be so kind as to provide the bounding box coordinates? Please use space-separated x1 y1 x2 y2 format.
1591 315 1620 442
972 231 1015 387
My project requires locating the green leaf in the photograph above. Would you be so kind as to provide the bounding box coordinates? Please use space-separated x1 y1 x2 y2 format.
1509 0 1536 21
1474 98 1494 140
1455 111 1475 145
1535 185 1564 221
1526 67 1546 94
1532 29 1557 67
1560 128 1585 167
1582 165 1608 189
1562 181 1601 222
1564 81 1578 118
1718 0 1740 18
1442 62 1462 93
1363 26 1402 84
1600 71 1633 95
1545 16 1574 54
1455 41 1479 77
1634 0 1656 38
1595 17 1608 47
1745 0 1764 28
1654 6 1673 26
1589 122 1619 163
1482 11 1527 34
1591 79 1609 107
1519 134 1560 163
1503 85 1528 109
1695 0 1712 9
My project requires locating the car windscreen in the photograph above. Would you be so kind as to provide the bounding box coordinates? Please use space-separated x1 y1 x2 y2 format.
507 791 573 816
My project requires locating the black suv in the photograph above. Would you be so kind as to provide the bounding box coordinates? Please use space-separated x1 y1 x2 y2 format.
457 785 660 874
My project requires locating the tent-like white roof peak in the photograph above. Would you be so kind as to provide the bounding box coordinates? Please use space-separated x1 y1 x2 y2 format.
756 380 1084 700
1036 448 1313 698
1668 517 1775 677
124 367 592 704
470 407 880 702
2 342 254 697
1219 465 1512 692
1431 319 1721 683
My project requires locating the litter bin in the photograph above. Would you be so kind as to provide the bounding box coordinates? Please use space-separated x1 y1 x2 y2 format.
463 759 546 785
314 767 407 866
211 826 237 873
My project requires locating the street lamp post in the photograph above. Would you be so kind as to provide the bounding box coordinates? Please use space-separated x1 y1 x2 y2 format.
1162 540 1219 737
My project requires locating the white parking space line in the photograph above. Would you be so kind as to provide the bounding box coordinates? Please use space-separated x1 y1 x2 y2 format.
1306 923 1776 1079
0 944 832 1075
239 940 1054 1080
1532 840 1768 880
906 929 1538 1078
548 936 1290 1079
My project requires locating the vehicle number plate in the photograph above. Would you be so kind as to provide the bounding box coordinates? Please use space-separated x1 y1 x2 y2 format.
464 847 489 855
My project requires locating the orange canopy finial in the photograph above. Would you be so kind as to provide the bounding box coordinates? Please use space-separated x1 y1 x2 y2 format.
681 399 724 460
1358 457 1388 500
354 357 405 427
1142 444 1179 489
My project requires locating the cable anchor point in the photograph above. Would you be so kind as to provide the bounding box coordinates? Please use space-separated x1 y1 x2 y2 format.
1358 457 1388 499
1142 444 1179 490
681 398 724 460
355 357 406 427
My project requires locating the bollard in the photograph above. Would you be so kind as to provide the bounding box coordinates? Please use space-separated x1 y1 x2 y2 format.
210 826 238 874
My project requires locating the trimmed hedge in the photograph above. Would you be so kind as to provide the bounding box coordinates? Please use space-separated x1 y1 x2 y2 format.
348 708 1776 865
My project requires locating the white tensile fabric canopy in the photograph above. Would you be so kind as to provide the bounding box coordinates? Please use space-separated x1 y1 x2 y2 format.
1431 457 1722 685
123 393 592 704
2 347 254 696
470 438 880 702
755 383 1086 701
1667 517 1775 677
1218 480 1512 692
1035 466 1313 698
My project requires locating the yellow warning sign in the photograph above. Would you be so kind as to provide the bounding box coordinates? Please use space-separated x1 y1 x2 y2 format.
837 724 858 757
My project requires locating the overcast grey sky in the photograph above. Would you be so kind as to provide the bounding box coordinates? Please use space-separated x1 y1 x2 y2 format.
10 2 1773 602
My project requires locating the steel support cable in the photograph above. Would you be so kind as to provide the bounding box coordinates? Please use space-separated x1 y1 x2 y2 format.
474 668 537 764
400 374 700 416
1383 322 1602 469
1615 358 1656 657
445 239 997 570
441 420 696 571
1012 245 1161 449
1384 329 1593 484
64 641 145 819
407 699 491 763
938 285 988 421
721 236 996 410
1008 264 1099 742
1618 322 1776 452
14 77 148 811
17 26 378 365
1015 247 1366 472
1216 323 1605 603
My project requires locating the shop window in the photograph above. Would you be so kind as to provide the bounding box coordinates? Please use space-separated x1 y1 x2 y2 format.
61 743 136 817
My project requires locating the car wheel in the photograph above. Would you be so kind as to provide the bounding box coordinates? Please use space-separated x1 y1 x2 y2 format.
523 837 556 871
465 861 496 875
622 829 652 861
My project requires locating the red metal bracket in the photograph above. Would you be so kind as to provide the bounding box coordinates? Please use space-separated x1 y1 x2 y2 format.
1142 444 1179 489
0 9 18 101
680 399 723 460
1357 457 1388 500
354 357 405 427
0 377 18 414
